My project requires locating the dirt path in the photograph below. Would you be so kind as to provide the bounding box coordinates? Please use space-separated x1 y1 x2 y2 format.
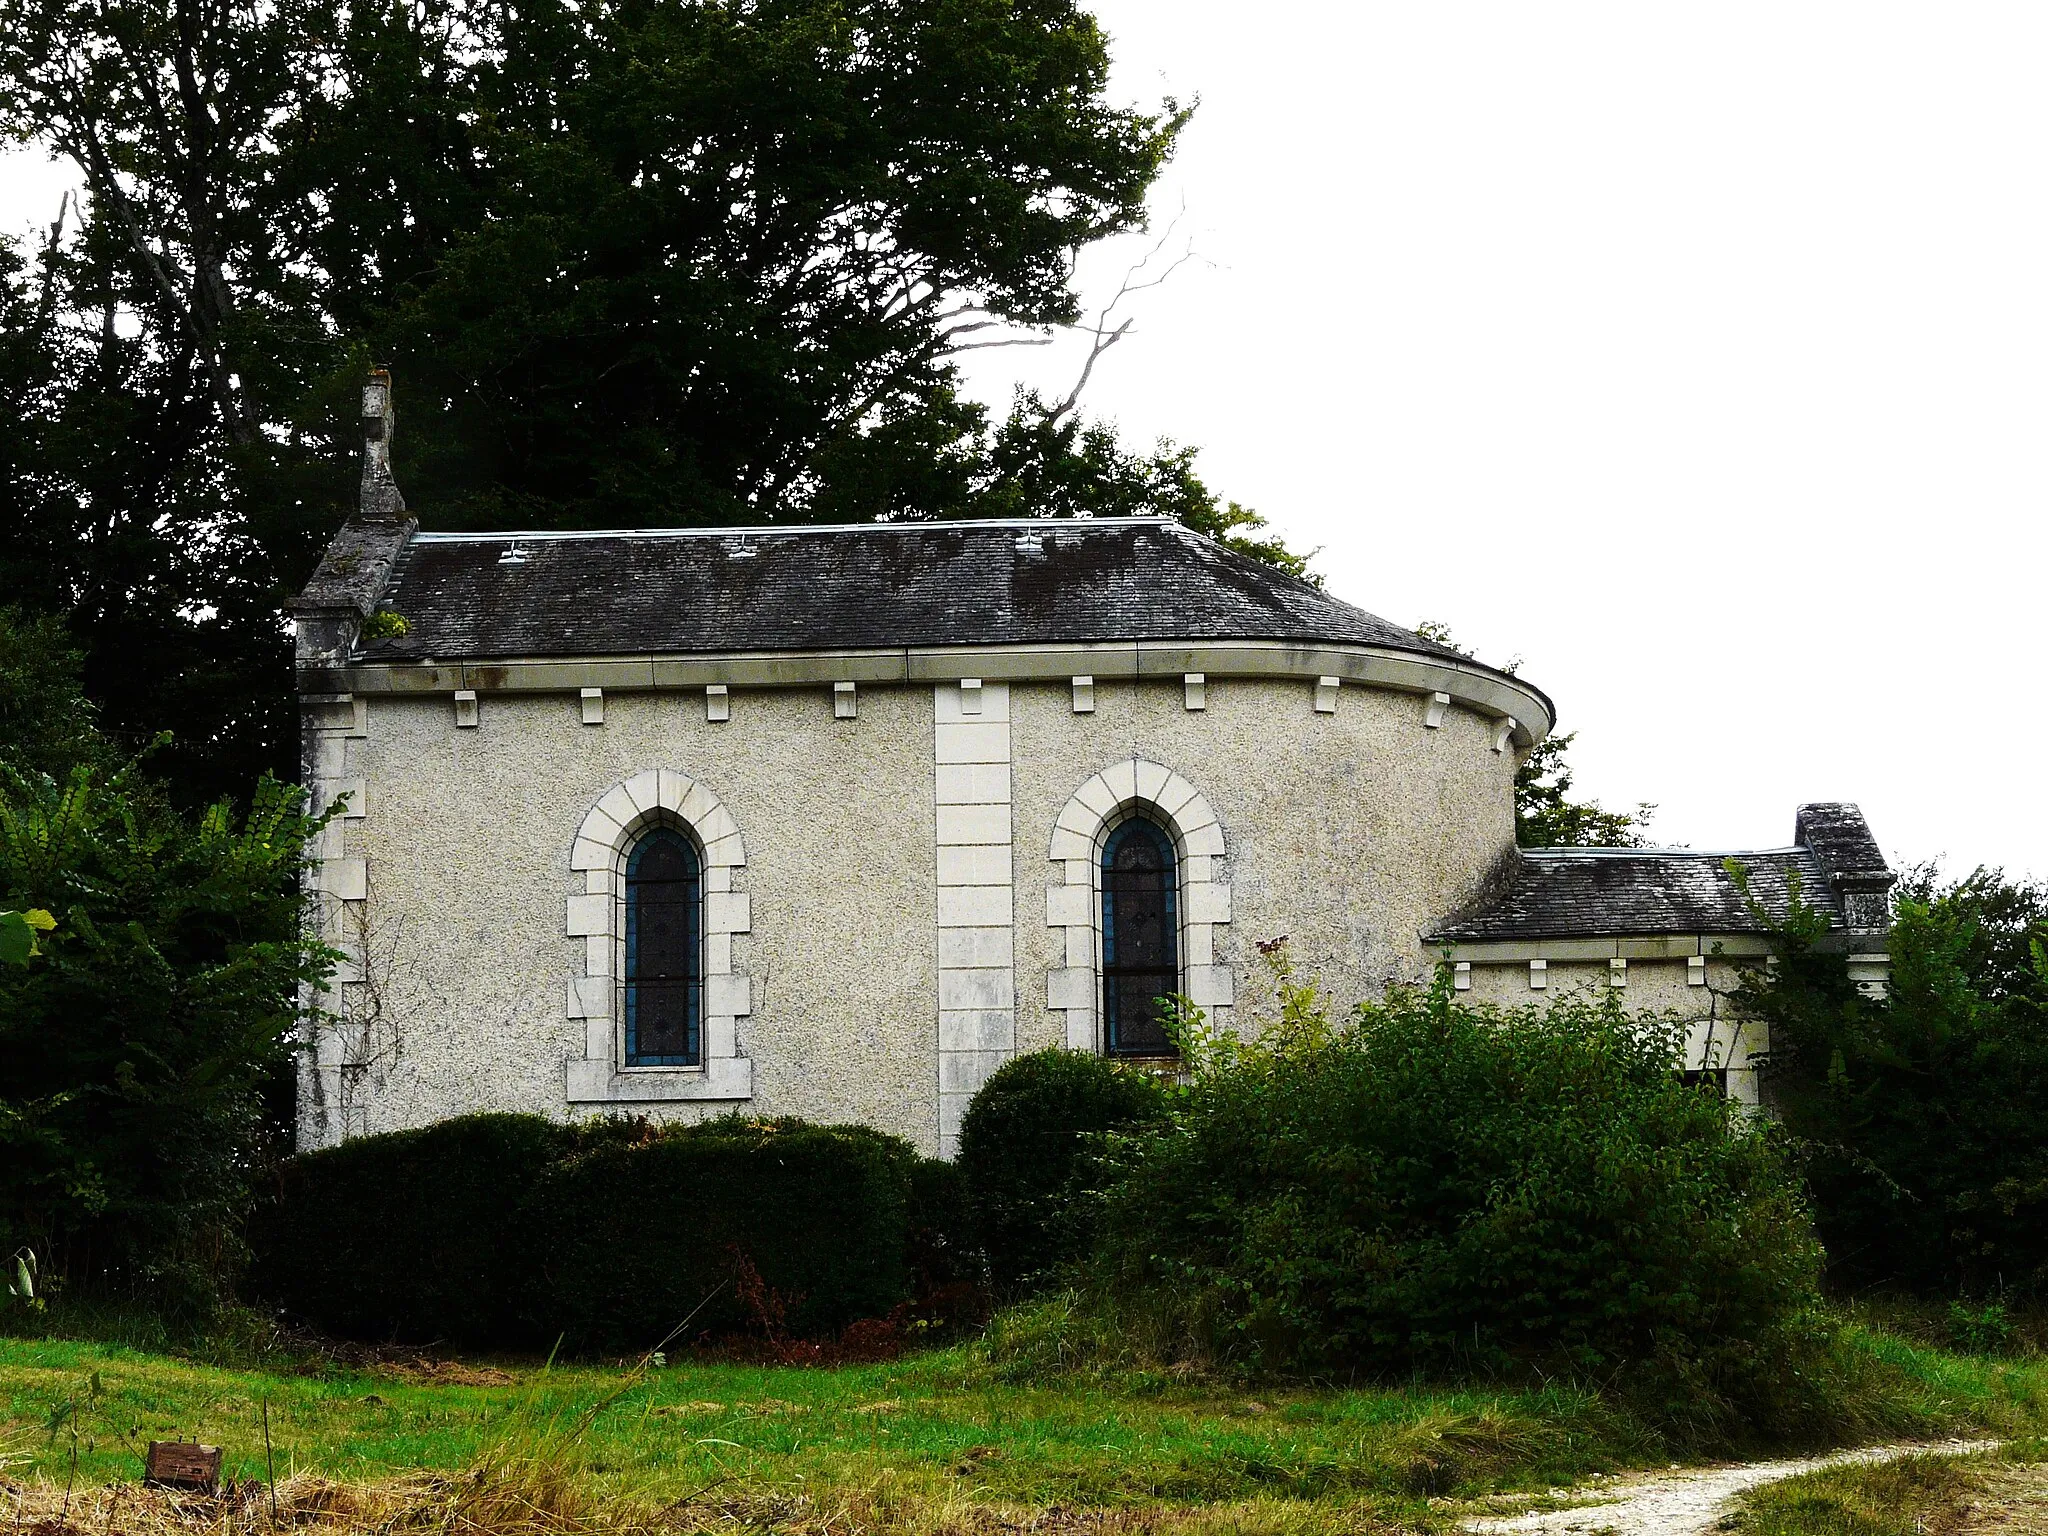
1460 1438 1997 1536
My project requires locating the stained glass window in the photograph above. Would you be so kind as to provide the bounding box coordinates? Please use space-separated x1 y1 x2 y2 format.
624 827 702 1067
1101 818 1179 1057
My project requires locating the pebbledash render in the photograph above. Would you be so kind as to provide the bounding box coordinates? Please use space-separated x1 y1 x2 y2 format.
291 378 1895 1155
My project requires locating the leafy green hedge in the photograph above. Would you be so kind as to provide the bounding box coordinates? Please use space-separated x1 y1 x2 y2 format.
253 1114 930 1350
957 1049 1164 1295
527 1119 914 1350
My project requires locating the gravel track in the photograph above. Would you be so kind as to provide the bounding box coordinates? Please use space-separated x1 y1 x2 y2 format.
1460 1438 1997 1535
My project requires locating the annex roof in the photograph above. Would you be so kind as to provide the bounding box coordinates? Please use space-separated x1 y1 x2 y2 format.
1430 847 1829 941
1429 804 1893 942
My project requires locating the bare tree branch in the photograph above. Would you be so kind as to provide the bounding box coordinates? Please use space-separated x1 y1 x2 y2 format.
943 335 1057 356
1046 203 1204 425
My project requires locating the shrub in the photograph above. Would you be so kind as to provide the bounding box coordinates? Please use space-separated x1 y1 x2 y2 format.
957 1049 1165 1294
905 1153 981 1294
254 1112 926 1352
1947 1300 2016 1356
1074 955 1827 1430
251 1112 580 1345
526 1117 914 1351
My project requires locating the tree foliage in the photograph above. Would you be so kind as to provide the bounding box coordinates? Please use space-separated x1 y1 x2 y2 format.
1738 864 2048 1298
0 612 332 1306
0 0 1297 804
1515 732 1656 849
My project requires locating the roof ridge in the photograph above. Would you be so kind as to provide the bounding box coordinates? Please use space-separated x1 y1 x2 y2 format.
1522 845 1810 860
409 516 1181 544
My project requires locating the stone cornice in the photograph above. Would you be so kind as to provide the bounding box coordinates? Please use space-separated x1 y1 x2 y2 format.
299 637 1555 747
1439 931 1891 963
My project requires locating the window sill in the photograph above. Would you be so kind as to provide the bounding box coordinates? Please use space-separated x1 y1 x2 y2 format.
565 1056 753 1103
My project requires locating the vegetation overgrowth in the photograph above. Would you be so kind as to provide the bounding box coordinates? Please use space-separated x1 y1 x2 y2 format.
1738 862 2048 1299
1727 1439 2048 1535
997 952 1835 1446
0 612 332 1310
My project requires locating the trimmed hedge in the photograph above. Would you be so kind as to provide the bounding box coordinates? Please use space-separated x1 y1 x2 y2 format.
527 1118 913 1350
957 1049 1165 1294
905 1153 980 1297
252 1112 577 1346
253 1113 931 1351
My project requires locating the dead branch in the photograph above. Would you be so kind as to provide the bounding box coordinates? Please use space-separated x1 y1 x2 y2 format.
1045 204 1204 426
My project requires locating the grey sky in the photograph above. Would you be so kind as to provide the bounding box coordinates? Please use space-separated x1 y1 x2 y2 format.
3 2 2040 879
952 2 2048 880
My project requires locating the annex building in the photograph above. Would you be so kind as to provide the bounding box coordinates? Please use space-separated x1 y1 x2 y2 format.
292 377 1894 1155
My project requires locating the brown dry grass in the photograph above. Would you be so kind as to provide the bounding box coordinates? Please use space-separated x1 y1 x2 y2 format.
0 1466 1422 1536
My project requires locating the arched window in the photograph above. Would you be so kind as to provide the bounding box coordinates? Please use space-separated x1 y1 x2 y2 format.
624 827 702 1067
1101 818 1180 1057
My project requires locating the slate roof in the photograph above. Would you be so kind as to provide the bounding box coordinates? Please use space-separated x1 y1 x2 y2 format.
1431 804 1893 941
338 518 1511 677
1431 848 1830 941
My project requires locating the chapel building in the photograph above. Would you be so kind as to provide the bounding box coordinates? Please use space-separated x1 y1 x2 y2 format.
292 376 1893 1155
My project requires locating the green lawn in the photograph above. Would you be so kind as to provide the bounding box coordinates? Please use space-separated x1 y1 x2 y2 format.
0 1334 1623 1505
3 1329 2045 1531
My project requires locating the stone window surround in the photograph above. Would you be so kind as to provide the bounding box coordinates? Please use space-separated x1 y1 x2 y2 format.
564 769 753 1103
1046 758 1233 1053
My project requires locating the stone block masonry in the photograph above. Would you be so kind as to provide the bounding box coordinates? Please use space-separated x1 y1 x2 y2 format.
934 681 1014 1159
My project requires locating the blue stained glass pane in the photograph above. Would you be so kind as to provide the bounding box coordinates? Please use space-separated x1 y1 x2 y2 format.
1101 818 1178 1057
624 828 702 1066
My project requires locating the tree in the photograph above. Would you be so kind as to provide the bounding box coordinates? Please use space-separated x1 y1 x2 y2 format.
0 606 105 781
337 0 1184 528
817 388 1312 578
0 0 1300 806
0 213 306 802
1737 864 2048 1298
0 611 333 1306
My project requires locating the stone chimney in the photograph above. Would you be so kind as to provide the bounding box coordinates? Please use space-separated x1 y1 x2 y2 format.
1795 802 1895 933
289 368 420 680
359 368 407 520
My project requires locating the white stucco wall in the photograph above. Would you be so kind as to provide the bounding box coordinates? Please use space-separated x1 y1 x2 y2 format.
1009 675 1516 1054
304 684 936 1148
300 673 1522 1154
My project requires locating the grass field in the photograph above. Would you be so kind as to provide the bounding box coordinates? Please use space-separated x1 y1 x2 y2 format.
5 1323 2048 1534
0 1332 1646 1506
